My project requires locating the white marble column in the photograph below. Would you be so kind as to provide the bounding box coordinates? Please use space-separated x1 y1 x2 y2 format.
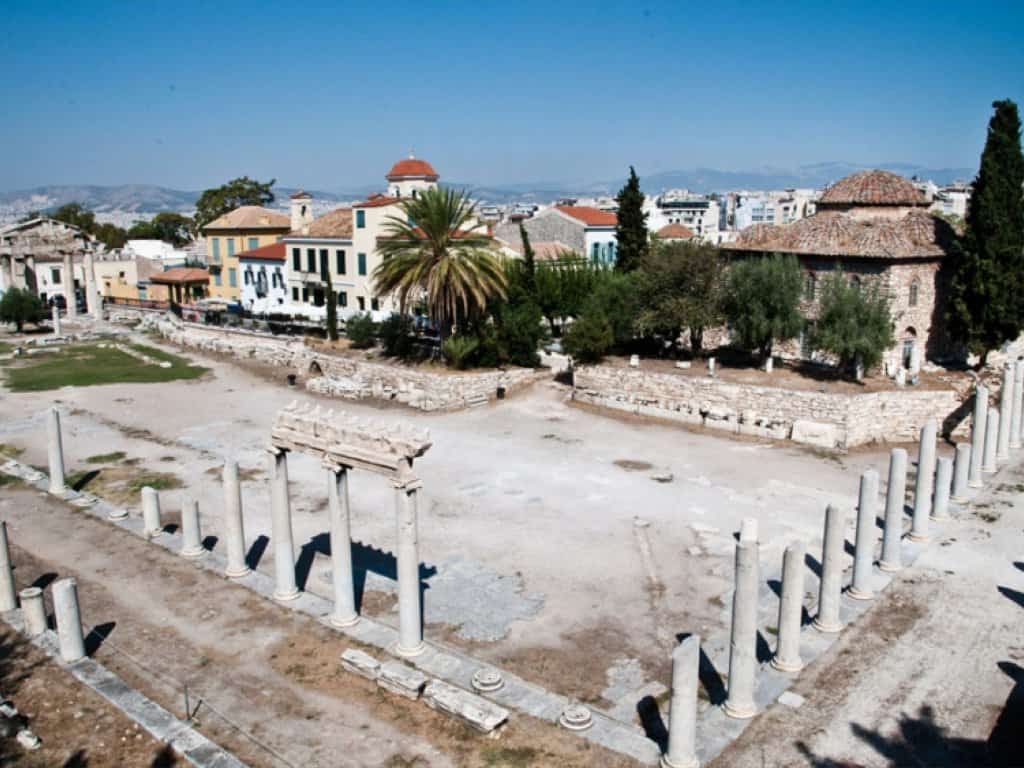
53 577 86 663
328 465 358 627
661 635 700 768
92 289 103 322
998 364 1014 461
269 449 299 601
51 304 61 337
63 253 77 317
179 496 204 558
0 522 17 612
47 407 66 495
880 448 907 572
20 587 47 635
83 253 96 318
910 420 936 543
723 538 758 719
849 470 878 600
931 456 953 521
771 539 806 672
814 505 845 633
951 443 971 502
222 460 250 578
983 408 999 474
395 484 425 656
1012 360 1024 449
969 384 988 488
141 486 162 538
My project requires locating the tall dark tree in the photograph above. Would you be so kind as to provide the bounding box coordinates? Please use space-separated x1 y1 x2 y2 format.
614 166 649 272
947 99 1024 360
193 176 275 233
519 223 536 295
321 250 338 341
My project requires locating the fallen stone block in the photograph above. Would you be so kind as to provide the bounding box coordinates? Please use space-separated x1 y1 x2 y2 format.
791 419 839 449
16 729 41 751
377 661 428 700
340 648 381 681
423 680 509 733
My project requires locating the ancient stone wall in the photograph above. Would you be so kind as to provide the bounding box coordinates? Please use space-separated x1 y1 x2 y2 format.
143 314 545 411
572 364 970 449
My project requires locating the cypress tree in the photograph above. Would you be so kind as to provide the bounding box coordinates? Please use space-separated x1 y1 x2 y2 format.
947 99 1024 359
614 166 649 272
519 222 536 295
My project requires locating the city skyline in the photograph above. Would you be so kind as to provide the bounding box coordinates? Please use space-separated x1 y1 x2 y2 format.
1 0 1021 191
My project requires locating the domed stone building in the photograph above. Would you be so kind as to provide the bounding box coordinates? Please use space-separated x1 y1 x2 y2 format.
725 169 959 372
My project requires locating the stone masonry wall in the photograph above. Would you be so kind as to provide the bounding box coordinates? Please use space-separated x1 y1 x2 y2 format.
573 364 970 449
143 314 545 411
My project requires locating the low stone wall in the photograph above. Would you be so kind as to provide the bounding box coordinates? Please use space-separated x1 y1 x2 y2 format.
572 364 970 449
143 314 546 411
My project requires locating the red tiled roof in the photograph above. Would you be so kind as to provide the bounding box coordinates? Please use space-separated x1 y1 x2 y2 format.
237 241 285 262
656 223 695 239
150 267 210 284
726 209 956 260
353 195 402 209
819 170 927 207
555 205 617 227
385 157 439 181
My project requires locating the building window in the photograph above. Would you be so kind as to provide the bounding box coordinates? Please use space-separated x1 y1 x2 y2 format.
338 291 348 307
319 249 329 280
226 238 235 257
247 237 259 250
336 250 346 274
356 210 365 229
244 269 252 285
591 243 600 262
273 269 282 288
302 287 309 302
211 238 221 263
228 268 237 287
292 248 301 271
214 272 222 286
357 296 366 310
51 267 61 284
909 279 920 307
358 253 367 275
805 272 816 300
370 297 380 311
307 248 316 273
292 286 299 301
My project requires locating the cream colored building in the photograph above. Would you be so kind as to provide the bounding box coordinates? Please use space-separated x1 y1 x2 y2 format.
203 206 290 301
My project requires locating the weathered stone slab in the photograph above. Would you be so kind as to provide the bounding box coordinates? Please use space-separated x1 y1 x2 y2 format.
377 661 428 700
790 419 839 449
340 648 381 681
423 679 509 733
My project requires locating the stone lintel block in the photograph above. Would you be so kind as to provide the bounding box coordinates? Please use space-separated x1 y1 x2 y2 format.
377 661 428 700
423 680 510 733
340 648 381 681
791 419 839 449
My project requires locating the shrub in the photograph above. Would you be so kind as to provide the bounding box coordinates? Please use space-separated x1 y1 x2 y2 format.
379 313 417 359
0 287 45 332
442 334 479 369
811 273 895 376
345 313 377 349
497 300 546 367
722 254 803 360
561 312 614 363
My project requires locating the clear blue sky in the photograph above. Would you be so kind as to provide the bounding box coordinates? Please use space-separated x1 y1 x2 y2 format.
0 0 1021 192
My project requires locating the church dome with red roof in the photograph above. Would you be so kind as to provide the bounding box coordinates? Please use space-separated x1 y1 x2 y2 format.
386 154 439 181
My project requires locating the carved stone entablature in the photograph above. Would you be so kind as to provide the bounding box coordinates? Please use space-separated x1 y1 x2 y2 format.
270 402 431 487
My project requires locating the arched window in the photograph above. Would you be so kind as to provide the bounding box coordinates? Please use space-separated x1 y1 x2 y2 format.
909 279 920 307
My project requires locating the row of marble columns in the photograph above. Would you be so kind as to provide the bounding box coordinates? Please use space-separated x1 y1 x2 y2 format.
659 393 1013 765
44 408 427 657
0 521 87 663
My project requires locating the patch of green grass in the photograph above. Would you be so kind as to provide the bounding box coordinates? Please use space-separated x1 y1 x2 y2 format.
125 471 182 494
0 342 13 354
0 443 24 458
0 473 21 488
481 747 539 767
3 344 208 392
85 451 127 464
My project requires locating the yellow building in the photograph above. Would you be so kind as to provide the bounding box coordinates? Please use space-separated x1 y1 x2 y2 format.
202 206 290 301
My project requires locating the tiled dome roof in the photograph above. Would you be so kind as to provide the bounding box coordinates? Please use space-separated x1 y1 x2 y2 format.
386 156 439 181
818 170 926 206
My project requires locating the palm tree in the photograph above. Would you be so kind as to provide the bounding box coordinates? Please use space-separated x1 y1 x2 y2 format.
373 187 507 339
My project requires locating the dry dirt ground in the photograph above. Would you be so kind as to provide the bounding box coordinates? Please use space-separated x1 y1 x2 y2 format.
0 483 636 768
0 625 180 767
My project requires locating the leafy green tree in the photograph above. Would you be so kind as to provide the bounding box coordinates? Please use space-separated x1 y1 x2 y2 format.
93 222 128 250
373 187 507 341
811 273 895 377
587 269 641 349
614 166 649 272
51 203 96 232
128 213 194 247
345 313 377 349
519 223 536 295
561 312 614 363
636 240 724 357
947 99 1024 360
193 177 275 233
722 254 803 361
0 287 46 332
379 313 417 359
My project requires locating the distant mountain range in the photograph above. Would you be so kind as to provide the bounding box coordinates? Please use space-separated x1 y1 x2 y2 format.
0 162 974 218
